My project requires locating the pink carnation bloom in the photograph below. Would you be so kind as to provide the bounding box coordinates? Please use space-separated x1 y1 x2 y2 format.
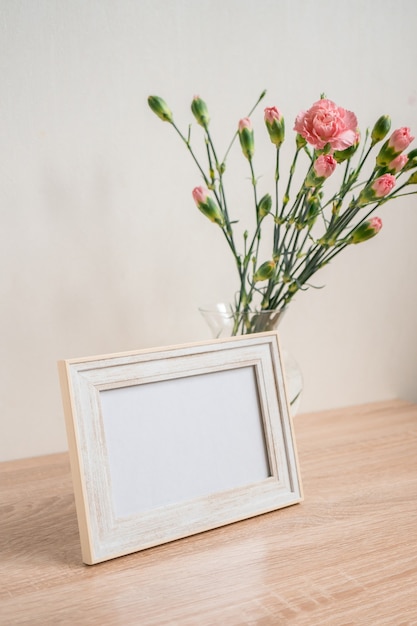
388 127 414 152
192 186 209 205
294 99 358 151
389 153 408 173
264 106 282 124
372 174 396 197
313 154 337 178
369 216 383 234
238 117 252 132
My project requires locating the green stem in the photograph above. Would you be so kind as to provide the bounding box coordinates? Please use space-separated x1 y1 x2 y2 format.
272 147 281 251
171 121 210 186
249 158 258 213
221 90 267 165
206 128 233 236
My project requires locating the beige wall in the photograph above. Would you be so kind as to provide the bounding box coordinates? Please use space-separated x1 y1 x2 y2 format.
1 0 417 461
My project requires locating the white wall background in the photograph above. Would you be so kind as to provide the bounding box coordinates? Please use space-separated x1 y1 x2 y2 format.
1 0 416 461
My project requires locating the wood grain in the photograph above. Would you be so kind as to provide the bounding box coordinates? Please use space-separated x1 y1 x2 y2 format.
1 399 416 625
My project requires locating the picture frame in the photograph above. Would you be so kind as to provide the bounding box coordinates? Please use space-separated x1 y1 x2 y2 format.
58 331 302 565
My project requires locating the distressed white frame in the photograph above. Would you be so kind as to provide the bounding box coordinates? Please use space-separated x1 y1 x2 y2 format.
58 331 302 565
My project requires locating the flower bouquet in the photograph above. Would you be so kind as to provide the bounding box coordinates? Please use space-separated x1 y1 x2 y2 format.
148 91 417 335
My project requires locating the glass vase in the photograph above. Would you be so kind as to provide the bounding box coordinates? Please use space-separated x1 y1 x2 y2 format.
199 303 303 414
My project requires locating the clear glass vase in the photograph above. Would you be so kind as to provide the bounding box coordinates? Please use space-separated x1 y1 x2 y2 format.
199 303 303 414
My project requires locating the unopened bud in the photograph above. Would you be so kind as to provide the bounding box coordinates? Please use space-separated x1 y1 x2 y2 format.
350 217 382 244
238 118 255 160
404 148 417 171
388 154 408 173
388 127 414 152
371 115 391 146
406 171 417 185
253 260 275 283
192 186 224 226
305 196 321 227
191 96 210 129
296 133 307 149
148 95 173 123
357 174 396 206
305 154 337 187
377 127 415 167
334 138 360 163
258 193 272 218
264 106 285 147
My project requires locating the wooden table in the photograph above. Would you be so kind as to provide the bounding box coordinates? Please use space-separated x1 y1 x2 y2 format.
1 399 416 625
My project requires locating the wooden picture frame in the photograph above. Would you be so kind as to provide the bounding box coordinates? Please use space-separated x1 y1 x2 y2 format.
58 331 302 565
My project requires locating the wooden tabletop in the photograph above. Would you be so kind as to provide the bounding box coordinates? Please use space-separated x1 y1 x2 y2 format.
1 399 416 625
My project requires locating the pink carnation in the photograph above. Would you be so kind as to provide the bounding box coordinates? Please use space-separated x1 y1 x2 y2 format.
313 154 337 178
264 106 282 124
369 216 383 234
389 154 408 173
238 117 252 132
372 174 396 198
388 127 414 152
192 186 209 205
294 99 358 151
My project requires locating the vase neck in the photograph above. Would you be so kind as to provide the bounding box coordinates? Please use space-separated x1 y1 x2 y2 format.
199 304 286 338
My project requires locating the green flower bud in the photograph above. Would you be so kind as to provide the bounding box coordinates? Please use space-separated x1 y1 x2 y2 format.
404 148 417 171
334 139 360 163
258 193 272 218
375 140 397 167
406 148 417 161
350 217 382 244
305 154 337 187
147 95 173 123
191 96 210 129
296 133 307 149
201 197 224 225
305 196 321 227
371 115 391 146
406 170 417 185
192 186 224 226
253 260 276 283
357 173 396 207
238 118 255 160
376 127 414 167
264 107 285 147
